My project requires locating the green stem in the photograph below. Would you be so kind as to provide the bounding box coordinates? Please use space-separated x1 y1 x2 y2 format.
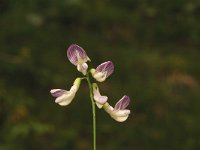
86 73 96 150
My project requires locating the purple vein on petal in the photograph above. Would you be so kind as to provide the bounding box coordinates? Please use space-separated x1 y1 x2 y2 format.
96 61 114 77
50 89 66 97
105 61 114 77
114 95 130 110
67 44 87 65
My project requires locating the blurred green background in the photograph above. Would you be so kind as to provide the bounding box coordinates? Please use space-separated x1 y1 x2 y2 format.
0 0 200 149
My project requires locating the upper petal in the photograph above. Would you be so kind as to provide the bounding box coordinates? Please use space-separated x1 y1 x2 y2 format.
50 89 67 97
114 95 130 110
67 44 90 65
95 61 114 78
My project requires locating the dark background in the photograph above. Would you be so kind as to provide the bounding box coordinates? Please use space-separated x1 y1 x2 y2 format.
0 0 200 149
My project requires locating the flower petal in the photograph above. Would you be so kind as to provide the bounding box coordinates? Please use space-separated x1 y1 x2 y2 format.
77 63 88 75
92 61 114 82
51 84 79 106
111 114 129 122
112 109 131 117
67 44 90 66
93 84 108 108
95 61 114 78
55 92 74 106
93 72 107 82
103 100 131 122
114 95 130 110
50 89 66 97
103 102 114 114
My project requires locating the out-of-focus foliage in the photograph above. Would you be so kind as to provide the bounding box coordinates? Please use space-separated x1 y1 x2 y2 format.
0 0 200 149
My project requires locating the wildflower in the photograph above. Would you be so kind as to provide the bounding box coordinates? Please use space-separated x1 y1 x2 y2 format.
91 61 114 82
50 78 81 106
103 95 131 122
92 83 108 108
67 44 90 75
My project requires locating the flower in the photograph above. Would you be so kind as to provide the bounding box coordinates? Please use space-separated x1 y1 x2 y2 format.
91 61 114 82
103 95 131 122
67 44 91 75
92 83 108 108
50 78 81 106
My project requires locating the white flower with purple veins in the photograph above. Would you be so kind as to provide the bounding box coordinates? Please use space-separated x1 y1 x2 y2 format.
92 83 108 108
67 44 91 75
103 95 131 122
50 78 81 106
91 61 114 82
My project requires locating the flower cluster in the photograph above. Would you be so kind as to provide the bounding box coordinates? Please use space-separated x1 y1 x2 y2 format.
50 44 131 122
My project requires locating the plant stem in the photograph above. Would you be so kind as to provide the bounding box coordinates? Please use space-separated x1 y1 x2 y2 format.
86 73 96 150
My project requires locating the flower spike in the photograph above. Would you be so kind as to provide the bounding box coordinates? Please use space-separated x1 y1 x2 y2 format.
103 95 131 122
92 83 108 108
91 61 114 82
50 78 81 106
51 43 132 150
67 44 91 75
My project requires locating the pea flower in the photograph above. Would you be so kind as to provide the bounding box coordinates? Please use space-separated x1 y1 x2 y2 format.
50 78 81 106
103 95 131 122
91 61 114 82
67 44 91 75
92 83 108 108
